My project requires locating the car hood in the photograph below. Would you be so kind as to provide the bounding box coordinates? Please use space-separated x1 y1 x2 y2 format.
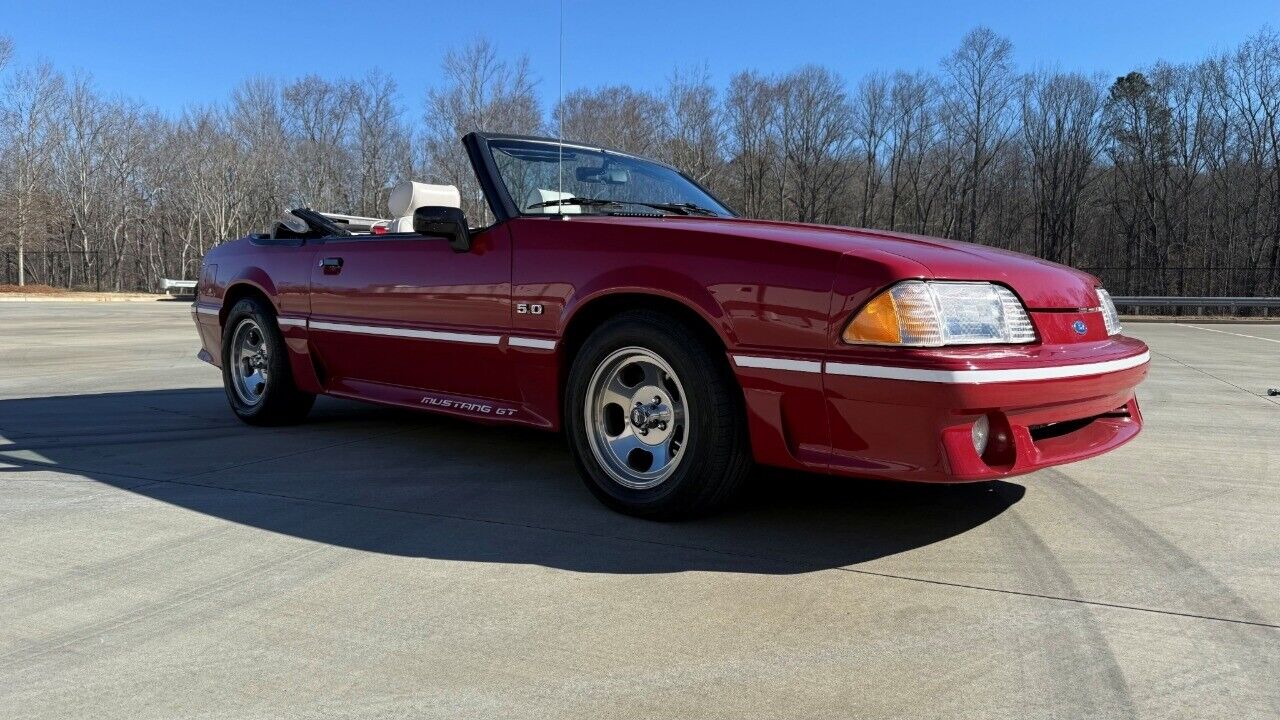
601 216 1102 310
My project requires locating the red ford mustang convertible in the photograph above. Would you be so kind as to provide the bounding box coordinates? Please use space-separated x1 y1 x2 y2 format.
193 132 1149 518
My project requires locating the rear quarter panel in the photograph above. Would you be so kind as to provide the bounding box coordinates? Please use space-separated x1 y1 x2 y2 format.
195 237 316 383
206 238 314 319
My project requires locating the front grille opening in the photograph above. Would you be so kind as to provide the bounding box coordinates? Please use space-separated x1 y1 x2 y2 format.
1029 404 1129 442
1030 417 1095 441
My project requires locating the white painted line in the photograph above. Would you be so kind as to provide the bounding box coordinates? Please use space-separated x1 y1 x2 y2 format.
508 336 557 350
731 355 823 373
1176 323 1280 345
276 316 306 328
309 320 502 346
824 351 1150 384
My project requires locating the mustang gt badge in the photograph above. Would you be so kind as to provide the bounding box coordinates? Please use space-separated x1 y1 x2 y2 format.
1072 320 1088 335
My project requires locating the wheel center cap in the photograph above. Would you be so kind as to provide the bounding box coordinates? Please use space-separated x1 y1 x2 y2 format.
629 387 673 442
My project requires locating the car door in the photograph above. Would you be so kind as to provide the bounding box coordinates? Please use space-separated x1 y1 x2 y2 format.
306 225 517 406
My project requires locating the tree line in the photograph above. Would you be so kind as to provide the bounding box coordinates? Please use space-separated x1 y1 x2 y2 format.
1 28 1279 298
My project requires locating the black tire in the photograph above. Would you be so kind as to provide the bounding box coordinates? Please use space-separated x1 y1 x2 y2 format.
565 310 752 519
220 297 314 426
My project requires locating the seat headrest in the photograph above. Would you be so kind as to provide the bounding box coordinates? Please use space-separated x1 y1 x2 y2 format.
388 181 461 217
525 188 580 214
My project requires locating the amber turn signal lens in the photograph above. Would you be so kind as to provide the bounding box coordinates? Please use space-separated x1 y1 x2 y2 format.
842 290 902 344
842 281 1036 347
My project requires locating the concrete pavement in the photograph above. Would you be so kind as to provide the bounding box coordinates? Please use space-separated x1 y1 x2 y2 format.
0 303 1276 719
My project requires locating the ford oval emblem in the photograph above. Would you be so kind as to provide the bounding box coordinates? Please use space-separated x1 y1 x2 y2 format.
1072 319 1088 335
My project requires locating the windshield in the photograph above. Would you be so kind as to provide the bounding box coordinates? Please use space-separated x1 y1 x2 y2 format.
487 138 734 217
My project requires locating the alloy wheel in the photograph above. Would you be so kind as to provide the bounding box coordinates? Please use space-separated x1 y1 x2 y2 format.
584 346 689 489
230 318 270 406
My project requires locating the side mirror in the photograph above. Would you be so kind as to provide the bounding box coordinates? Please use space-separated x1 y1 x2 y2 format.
413 206 471 252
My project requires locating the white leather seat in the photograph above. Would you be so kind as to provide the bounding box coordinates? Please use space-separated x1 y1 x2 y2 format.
525 188 580 214
387 181 462 233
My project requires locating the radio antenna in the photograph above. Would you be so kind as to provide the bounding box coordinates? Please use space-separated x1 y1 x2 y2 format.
557 0 565 214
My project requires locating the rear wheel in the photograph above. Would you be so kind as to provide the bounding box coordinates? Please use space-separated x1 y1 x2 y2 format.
221 297 314 425
566 310 752 519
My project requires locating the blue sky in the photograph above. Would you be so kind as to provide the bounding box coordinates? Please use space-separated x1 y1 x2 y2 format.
1 0 1277 115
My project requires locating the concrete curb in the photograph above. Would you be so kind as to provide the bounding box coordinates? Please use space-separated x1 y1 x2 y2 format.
0 294 177 303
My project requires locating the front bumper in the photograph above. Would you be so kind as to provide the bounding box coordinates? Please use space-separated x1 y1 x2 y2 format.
823 345 1148 481
734 337 1150 482
192 302 222 368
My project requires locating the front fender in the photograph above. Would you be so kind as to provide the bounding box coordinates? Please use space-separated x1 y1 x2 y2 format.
563 266 741 347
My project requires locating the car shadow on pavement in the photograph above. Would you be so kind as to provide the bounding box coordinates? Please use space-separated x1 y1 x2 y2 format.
0 388 1025 575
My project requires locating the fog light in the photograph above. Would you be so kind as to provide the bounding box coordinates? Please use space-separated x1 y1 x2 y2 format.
971 416 990 457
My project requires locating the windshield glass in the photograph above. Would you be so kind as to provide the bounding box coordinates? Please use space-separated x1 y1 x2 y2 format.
487 139 734 217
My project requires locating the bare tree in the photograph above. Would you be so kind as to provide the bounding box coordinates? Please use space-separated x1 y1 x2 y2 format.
556 85 666 156
1020 71 1104 263
942 26 1017 242
777 65 855 224
0 36 13 74
1222 30 1280 294
424 39 541 221
662 65 723 187
852 72 889 227
53 72 110 287
724 70 780 218
229 77 289 224
353 70 408 216
283 75 355 211
0 61 64 285
95 100 151 290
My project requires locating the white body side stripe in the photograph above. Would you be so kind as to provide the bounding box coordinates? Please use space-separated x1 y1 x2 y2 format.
309 320 502 346
733 351 1150 384
732 355 822 373
824 351 1150 384
252 316 553 348
206 312 1148 384
508 336 557 350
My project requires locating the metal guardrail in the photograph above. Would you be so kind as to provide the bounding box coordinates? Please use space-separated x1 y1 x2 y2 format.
159 278 196 295
1113 296 1280 308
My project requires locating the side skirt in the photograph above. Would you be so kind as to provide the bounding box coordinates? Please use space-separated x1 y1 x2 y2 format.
325 377 555 430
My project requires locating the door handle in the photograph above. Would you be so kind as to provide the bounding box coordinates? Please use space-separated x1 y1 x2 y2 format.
319 257 343 275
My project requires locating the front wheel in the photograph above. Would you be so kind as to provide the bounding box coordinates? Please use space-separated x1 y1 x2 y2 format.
565 310 752 519
221 298 314 425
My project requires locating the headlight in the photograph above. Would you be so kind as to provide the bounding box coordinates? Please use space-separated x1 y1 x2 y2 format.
1096 288 1121 335
842 280 1037 347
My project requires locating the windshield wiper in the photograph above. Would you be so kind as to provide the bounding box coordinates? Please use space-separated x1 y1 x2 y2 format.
526 197 721 217
526 197 623 210
637 202 721 217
